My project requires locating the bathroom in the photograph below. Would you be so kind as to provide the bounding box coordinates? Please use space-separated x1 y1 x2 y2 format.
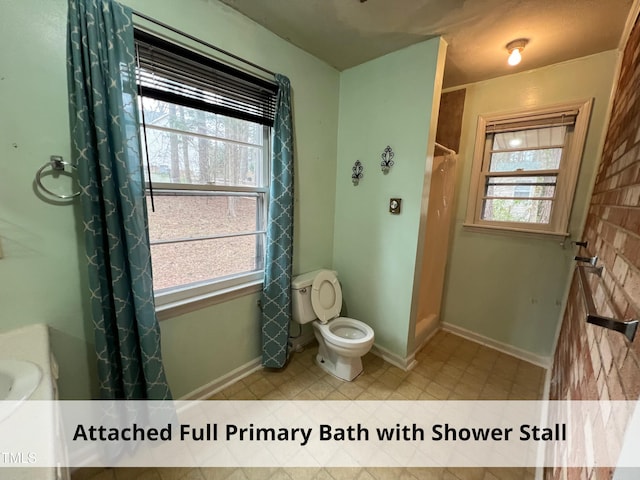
1 0 640 479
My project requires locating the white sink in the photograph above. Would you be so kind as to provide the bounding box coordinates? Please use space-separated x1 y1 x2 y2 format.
0 359 42 401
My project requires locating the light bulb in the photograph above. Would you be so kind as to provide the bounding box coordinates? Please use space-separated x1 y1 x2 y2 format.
508 48 522 66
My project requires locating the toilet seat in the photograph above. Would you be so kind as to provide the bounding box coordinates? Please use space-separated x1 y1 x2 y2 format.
311 270 342 323
316 317 375 348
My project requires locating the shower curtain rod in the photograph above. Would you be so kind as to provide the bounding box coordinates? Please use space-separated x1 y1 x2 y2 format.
434 141 456 155
130 9 277 80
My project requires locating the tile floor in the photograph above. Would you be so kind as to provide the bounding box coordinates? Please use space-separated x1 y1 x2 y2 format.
72 330 546 480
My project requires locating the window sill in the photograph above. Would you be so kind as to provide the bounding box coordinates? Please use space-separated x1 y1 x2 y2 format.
462 222 570 240
156 280 263 321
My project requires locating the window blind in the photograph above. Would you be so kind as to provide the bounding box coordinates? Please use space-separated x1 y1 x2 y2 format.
485 110 578 134
134 30 278 126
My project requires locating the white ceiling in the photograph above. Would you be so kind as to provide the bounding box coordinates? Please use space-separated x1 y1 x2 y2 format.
218 0 633 87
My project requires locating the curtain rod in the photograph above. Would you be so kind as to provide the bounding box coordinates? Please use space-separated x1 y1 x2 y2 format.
434 141 456 155
130 9 277 79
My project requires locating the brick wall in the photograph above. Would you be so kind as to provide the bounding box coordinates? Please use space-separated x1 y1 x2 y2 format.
546 12 640 480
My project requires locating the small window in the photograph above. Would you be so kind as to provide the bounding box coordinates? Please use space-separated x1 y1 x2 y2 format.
465 100 593 237
134 30 278 308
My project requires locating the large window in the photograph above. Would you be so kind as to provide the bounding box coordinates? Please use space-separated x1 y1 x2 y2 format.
134 30 277 309
465 100 593 237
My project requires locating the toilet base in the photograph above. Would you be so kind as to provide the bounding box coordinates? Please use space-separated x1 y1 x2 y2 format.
315 352 363 381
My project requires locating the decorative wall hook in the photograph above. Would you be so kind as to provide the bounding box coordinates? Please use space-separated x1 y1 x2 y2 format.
380 145 394 174
352 160 364 185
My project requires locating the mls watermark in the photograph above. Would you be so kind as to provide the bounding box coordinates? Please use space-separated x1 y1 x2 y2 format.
1 451 37 465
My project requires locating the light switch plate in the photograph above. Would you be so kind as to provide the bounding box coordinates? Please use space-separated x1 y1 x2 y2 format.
389 198 401 214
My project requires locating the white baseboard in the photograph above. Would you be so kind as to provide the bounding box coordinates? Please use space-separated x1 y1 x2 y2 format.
370 343 417 371
181 356 263 400
181 330 317 401
441 322 552 368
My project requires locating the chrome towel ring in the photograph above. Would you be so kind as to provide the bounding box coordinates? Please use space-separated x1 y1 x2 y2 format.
35 156 79 199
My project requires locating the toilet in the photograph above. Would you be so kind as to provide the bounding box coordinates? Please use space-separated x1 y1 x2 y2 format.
291 269 374 381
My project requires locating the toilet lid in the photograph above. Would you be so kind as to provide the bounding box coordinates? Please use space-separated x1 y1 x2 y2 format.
311 270 342 323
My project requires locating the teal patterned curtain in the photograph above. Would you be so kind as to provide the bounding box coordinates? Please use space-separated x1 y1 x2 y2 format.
67 0 172 399
261 74 294 368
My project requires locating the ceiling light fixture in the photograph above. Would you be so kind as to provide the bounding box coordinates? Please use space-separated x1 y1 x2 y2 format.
506 39 528 66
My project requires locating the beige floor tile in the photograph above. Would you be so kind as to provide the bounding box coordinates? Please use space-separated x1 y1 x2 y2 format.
404 370 430 389
261 389 288 400
431 371 460 390
481 473 499 480
414 361 446 380
294 388 321 399
485 374 513 393
459 371 487 389
225 387 258 400
368 467 419 480
156 468 202 480
282 468 321 480
355 470 377 480
394 381 423 399
278 380 308 397
377 371 405 389
508 384 541 400
356 390 384 400
241 373 263 387
486 468 530 480
221 380 247 396
207 392 227 400
311 469 335 480
326 468 365 480
417 390 439 400
324 389 350 400
247 378 276 398
80 332 546 480
260 370 293 386
199 468 239 480
323 373 347 388
478 384 510 400
114 468 157 480
337 381 365 399
263 468 292 480
452 381 482 399
440 364 465 381
363 380 394 399
73 468 116 480
133 471 163 480
306 378 337 399
406 468 446 480
218 470 250 480
240 468 279 480
446 468 485 480
424 381 451 400
446 355 472 371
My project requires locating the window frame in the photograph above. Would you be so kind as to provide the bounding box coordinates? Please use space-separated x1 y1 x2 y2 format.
464 99 593 238
133 29 276 314
142 111 271 315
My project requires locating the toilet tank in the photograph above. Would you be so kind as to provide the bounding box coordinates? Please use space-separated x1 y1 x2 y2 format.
291 269 336 324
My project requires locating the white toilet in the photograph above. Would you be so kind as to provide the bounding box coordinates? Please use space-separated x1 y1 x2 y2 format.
291 269 374 381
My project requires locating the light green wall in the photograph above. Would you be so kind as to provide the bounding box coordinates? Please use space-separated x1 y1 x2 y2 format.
0 0 340 399
333 39 447 358
0 1 94 399
441 51 619 359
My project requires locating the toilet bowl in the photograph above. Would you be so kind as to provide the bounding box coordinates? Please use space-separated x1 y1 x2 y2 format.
291 269 375 381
